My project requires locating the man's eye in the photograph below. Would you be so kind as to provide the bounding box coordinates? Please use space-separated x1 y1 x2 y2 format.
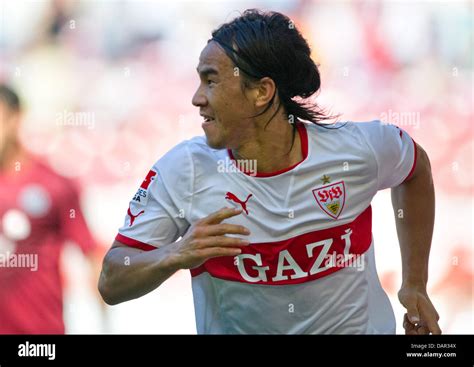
207 80 215 85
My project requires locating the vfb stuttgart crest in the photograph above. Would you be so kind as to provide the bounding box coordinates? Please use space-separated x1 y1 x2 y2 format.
312 181 346 219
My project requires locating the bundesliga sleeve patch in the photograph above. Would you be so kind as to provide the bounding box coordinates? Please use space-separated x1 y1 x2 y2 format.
132 169 157 206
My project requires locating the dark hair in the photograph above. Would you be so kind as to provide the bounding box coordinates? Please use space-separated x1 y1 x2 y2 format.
211 9 334 127
0 84 21 112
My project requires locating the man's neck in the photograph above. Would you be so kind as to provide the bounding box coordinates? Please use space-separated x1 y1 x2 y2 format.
0 142 26 174
232 116 302 174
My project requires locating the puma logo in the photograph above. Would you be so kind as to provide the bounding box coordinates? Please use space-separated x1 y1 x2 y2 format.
127 206 145 226
225 192 253 215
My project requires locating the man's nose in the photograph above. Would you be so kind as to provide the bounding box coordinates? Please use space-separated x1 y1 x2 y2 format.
192 86 207 107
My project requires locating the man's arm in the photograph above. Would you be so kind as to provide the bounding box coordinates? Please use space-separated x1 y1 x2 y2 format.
98 208 250 305
391 142 441 335
98 240 180 305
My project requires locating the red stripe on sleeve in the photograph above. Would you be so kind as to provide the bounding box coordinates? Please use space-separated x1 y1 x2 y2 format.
115 233 157 251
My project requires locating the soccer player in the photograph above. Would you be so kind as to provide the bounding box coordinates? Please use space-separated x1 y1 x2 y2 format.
0 84 100 334
99 10 441 334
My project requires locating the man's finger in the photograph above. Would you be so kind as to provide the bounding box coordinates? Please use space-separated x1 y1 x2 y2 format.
200 223 250 236
426 319 442 335
196 247 243 260
406 305 420 325
403 313 418 335
416 324 430 335
419 298 442 334
200 207 243 225
196 236 250 248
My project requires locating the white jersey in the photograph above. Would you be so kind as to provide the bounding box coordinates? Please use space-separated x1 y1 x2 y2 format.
116 120 416 334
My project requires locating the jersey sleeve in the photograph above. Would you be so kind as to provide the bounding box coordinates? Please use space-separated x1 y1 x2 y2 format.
59 180 97 255
358 121 417 191
116 142 193 250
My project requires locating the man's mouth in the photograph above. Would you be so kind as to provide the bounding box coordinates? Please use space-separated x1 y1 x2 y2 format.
201 114 215 127
201 114 215 123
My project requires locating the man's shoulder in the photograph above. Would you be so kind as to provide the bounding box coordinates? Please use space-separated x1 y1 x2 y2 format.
25 156 71 186
302 120 389 164
303 120 385 146
21 156 81 201
185 135 214 152
306 120 392 147
169 135 217 155
160 135 208 159
304 119 383 133
156 135 222 174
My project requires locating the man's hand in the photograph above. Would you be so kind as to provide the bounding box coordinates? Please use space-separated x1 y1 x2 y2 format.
398 285 442 335
99 207 250 304
170 207 250 270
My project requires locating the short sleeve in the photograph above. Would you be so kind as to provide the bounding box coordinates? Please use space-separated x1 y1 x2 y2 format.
116 142 193 250
358 121 417 191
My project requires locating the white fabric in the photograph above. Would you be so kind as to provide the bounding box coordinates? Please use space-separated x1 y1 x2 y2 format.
117 120 415 334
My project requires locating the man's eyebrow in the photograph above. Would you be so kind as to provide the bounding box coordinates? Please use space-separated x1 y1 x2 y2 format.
196 66 219 77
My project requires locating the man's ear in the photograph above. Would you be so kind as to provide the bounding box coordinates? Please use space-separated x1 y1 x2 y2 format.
255 77 276 108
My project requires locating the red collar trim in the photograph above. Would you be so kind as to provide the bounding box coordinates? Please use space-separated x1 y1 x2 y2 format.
227 122 308 178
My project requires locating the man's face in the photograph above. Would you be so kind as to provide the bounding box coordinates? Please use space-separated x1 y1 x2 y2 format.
192 41 257 149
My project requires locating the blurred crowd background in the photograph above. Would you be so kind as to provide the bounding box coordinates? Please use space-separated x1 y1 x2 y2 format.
0 0 472 334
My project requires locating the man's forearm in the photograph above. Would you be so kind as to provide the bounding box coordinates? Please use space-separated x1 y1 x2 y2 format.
99 242 179 305
391 146 435 288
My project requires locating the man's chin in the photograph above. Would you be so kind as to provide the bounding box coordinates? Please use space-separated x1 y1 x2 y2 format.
205 137 225 150
203 131 225 149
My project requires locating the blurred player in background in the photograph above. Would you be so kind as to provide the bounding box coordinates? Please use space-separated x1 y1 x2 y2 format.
99 10 441 334
0 83 101 334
